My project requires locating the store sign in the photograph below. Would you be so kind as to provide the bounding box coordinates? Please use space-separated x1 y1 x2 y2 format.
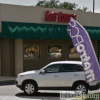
44 11 76 22
67 18 100 83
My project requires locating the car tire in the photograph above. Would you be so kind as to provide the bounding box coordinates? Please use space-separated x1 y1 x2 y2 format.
23 81 37 96
74 82 88 94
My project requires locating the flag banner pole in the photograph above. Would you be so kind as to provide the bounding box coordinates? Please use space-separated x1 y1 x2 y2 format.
67 18 100 83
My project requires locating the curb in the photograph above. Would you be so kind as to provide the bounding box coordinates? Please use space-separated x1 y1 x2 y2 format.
0 80 15 85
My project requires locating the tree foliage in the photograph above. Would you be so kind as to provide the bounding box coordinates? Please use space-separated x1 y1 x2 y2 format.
77 7 88 12
36 0 89 12
58 2 77 10
36 0 59 8
36 0 77 10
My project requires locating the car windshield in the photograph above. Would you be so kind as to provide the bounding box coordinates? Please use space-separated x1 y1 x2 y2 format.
39 63 51 71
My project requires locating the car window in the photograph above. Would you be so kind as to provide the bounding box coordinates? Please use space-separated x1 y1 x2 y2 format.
44 64 61 73
75 64 84 71
60 64 84 72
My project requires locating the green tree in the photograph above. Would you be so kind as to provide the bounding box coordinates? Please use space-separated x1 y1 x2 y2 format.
45 0 59 8
36 0 46 7
76 7 88 12
36 0 59 8
36 0 90 12
36 0 77 10
57 2 77 10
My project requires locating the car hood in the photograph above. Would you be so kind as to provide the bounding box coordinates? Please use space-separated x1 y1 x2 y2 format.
19 70 38 76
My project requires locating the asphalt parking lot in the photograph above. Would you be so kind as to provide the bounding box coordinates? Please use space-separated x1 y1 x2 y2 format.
0 82 100 100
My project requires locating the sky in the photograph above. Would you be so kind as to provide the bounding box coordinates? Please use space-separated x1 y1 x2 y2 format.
0 0 100 13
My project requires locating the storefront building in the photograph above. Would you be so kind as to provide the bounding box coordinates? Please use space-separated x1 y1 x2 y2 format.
0 4 100 76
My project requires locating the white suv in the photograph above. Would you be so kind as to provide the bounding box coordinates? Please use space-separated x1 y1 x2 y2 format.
16 61 100 95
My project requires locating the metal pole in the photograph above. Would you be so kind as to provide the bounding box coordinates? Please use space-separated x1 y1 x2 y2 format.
64 0 65 8
93 0 95 13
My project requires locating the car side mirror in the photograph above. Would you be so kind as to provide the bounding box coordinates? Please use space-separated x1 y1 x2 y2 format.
40 70 45 74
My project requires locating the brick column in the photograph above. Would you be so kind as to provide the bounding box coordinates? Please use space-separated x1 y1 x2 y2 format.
15 39 23 76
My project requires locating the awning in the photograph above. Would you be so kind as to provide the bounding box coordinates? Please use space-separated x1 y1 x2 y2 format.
1 22 100 40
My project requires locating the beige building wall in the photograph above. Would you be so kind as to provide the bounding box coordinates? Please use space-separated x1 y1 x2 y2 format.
0 4 100 27
1 39 15 76
15 39 23 76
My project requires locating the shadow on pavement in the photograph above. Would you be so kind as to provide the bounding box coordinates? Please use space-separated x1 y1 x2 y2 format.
16 92 60 99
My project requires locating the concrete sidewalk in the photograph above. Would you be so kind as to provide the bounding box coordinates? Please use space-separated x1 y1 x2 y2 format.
0 76 16 83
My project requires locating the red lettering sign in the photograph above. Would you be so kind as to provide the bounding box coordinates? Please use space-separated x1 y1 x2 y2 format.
44 11 77 22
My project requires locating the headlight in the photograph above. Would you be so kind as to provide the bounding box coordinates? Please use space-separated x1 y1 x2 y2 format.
17 75 23 78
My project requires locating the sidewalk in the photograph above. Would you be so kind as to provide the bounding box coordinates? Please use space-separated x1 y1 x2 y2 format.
0 76 16 83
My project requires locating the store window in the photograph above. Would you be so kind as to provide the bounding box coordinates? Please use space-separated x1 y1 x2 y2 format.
24 45 40 60
48 45 62 59
69 45 79 58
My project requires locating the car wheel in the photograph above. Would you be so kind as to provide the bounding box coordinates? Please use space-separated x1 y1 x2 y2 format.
74 83 88 94
23 81 37 95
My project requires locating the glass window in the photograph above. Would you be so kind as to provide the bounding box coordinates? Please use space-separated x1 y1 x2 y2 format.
24 45 40 60
60 64 76 72
60 64 84 72
69 45 79 58
75 64 84 71
44 64 61 73
48 45 62 59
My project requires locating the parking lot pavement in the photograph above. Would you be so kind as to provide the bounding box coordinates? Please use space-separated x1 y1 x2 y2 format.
0 96 60 100
0 84 61 100
0 96 42 100
0 83 100 100
0 84 78 100
0 96 74 100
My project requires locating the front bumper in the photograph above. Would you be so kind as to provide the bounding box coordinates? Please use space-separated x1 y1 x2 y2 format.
89 82 100 90
15 80 23 90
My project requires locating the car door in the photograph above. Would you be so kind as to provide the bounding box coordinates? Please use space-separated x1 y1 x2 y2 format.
77 65 85 81
59 64 81 87
38 64 61 87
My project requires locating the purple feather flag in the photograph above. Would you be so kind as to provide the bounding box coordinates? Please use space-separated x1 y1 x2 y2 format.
67 18 100 83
